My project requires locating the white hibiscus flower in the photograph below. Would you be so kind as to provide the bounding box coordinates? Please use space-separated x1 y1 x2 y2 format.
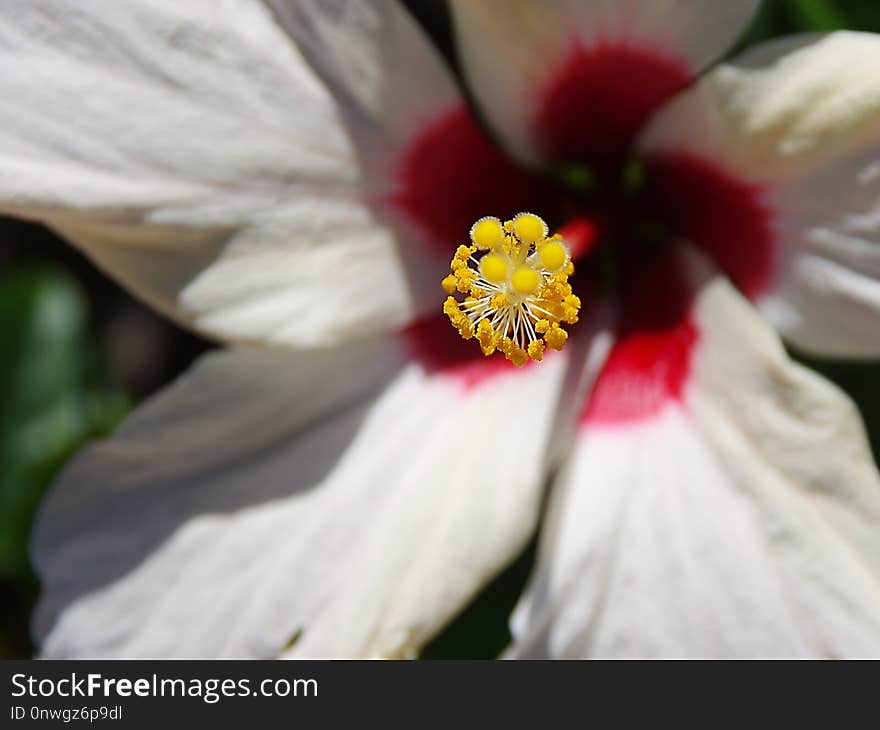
3 0 880 658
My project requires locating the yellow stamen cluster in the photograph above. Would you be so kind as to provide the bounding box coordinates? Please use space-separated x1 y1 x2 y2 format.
442 213 580 366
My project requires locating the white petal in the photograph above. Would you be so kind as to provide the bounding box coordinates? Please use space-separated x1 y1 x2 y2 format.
449 0 758 165
0 0 460 347
511 262 880 657
639 32 880 357
33 338 575 658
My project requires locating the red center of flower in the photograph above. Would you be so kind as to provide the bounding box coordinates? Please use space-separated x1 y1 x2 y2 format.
389 106 555 259
533 41 694 175
389 42 775 422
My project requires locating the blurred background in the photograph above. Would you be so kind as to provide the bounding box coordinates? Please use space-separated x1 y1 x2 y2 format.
1 0 879 658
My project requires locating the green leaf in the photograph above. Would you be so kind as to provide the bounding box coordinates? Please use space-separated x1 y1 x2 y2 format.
786 0 880 31
0 266 128 578
784 0 848 30
741 0 880 49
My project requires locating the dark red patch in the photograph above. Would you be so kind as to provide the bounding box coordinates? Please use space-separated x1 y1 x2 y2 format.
389 104 553 257
582 247 698 425
534 42 693 173
403 314 531 389
642 153 775 298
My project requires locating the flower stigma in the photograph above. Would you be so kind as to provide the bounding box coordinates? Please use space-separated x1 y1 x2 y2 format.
441 213 581 366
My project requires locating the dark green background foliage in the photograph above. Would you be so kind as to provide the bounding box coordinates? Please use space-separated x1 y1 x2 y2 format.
1 0 878 658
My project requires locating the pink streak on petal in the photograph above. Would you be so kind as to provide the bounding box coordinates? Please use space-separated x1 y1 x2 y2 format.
582 247 698 425
534 42 694 171
643 153 775 298
559 217 600 259
389 104 552 257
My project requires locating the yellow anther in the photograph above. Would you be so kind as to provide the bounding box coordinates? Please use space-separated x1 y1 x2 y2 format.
511 266 540 295
489 292 507 310
535 319 550 334
479 253 509 284
470 216 504 250
513 212 548 243
539 241 567 272
562 294 581 323
507 346 528 367
528 340 545 362
451 244 474 271
443 296 464 327
476 319 496 356
544 324 568 351
441 275 457 294
541 281 566 301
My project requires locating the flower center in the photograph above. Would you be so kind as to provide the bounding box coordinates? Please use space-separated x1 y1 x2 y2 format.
441 213 580 366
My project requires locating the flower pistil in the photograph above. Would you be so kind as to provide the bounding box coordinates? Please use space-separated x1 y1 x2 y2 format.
442 213 580 366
